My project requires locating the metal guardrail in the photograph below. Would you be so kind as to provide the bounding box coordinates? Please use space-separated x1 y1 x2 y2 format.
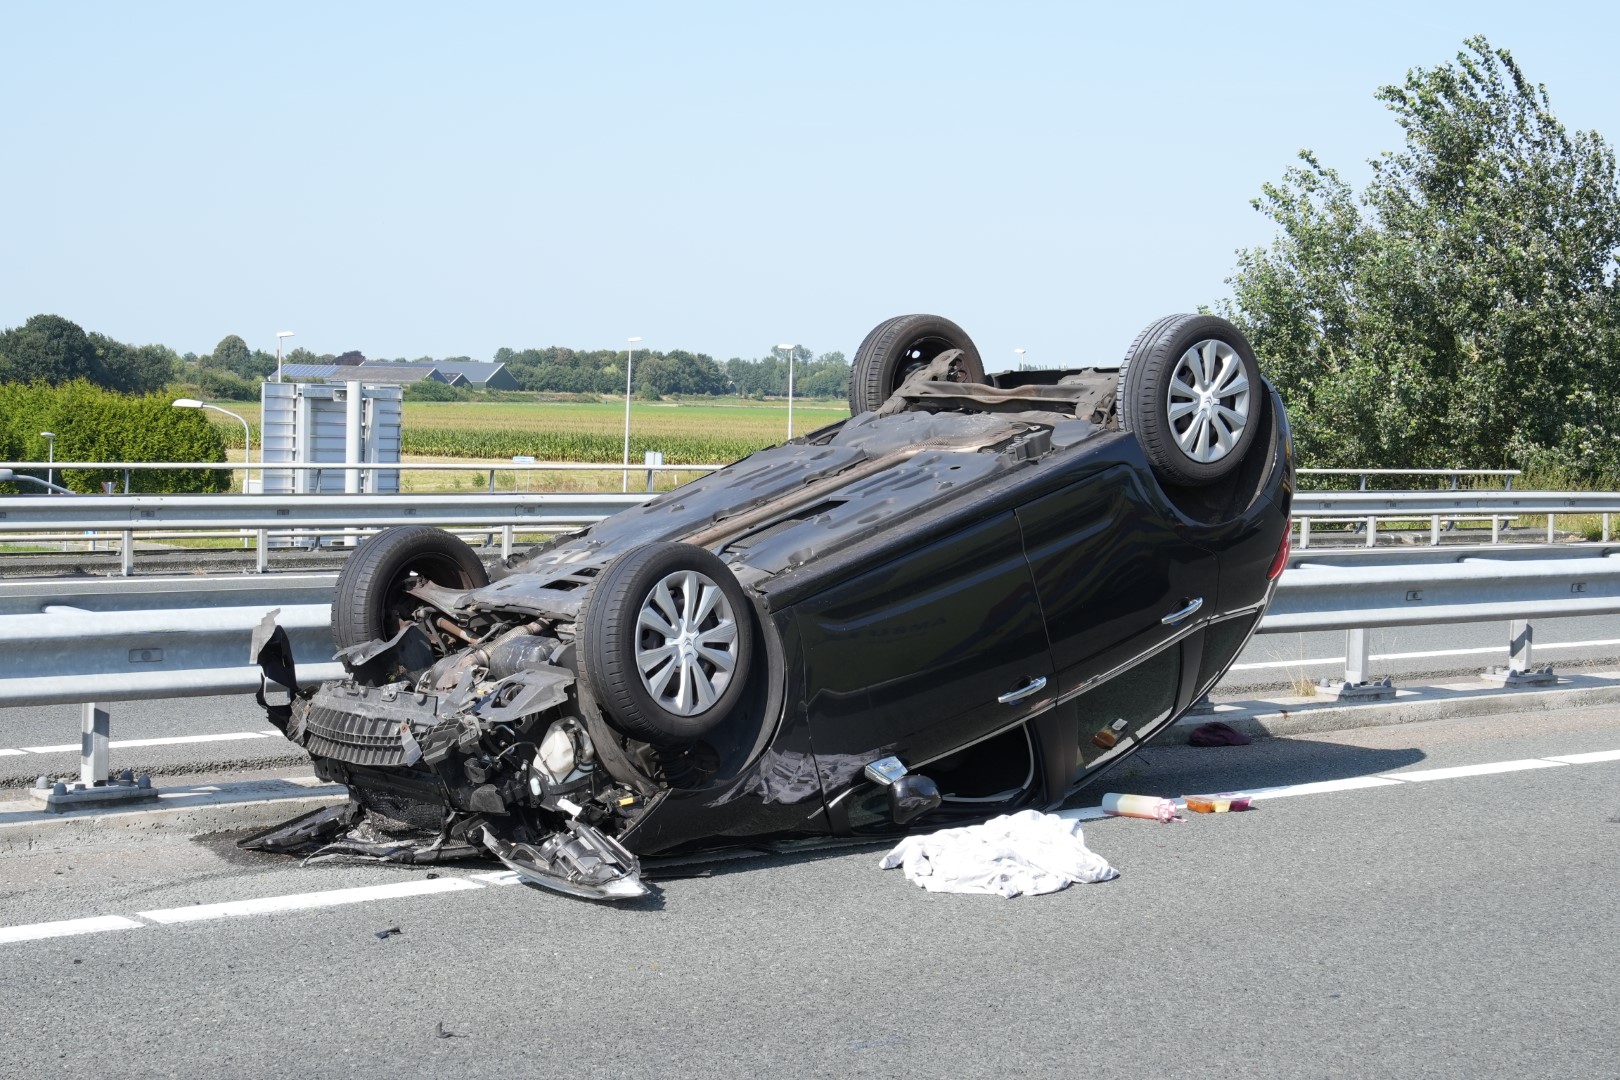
1291 491 1620 547
0 603 342 709
0 492 648 531
0 492 654 574
3 546 1619 725
1261 555 1620 633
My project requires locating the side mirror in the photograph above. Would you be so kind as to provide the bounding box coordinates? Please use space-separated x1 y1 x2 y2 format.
888 774 941 825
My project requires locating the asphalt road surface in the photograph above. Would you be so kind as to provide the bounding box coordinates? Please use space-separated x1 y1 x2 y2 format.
2 705 1616 1079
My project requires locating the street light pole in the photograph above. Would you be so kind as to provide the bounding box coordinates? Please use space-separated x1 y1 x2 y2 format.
623 336 643 493
776 344 797 439
40 432 55 489
1014 348 1026 368
172 400 253 490
275 331 294 383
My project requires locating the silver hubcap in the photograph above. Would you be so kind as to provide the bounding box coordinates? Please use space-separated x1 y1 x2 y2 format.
1167 338 1250 463
634 570 739 716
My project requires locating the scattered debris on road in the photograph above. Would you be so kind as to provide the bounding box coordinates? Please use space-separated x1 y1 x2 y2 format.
878 809 1117 897
1101 792 1186 822
1183 793 1253 813
1188 721 1252 747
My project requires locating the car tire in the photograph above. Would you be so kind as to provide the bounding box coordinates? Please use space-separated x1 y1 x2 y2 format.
582 542 756 745
1117 314 1262 486
332 525 490 656
848 313 986 415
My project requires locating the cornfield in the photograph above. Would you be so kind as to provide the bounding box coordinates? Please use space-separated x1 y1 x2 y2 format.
399 401 847 463
206 398 851 464
402 429 763 463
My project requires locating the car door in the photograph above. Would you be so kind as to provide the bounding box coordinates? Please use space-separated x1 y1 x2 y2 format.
1014 466 1216 700
795 510 1056 776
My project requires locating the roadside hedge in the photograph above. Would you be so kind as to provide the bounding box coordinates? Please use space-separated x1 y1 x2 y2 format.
0 381 229 493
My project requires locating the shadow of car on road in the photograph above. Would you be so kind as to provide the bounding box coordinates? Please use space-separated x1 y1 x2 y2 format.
1069 736 1427 806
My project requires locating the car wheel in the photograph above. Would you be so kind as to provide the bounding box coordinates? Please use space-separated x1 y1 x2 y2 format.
332 525 489 657
1117 314 1262 486
582 542 755 744
848 313 986 415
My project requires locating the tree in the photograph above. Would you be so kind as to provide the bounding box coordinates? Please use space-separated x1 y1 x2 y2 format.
0 314 100 385
89 334 177 394
208 335 252 372
1222 37 1620 480
637 350 728 395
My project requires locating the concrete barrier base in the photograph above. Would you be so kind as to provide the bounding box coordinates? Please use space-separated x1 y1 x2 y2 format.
0 773 344 850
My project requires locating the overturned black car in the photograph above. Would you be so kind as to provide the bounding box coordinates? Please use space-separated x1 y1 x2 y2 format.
251 313 1293 898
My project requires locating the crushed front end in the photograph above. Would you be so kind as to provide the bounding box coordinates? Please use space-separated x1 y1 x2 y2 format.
250 600 657 900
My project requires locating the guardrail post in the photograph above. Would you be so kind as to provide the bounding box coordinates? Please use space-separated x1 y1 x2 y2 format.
27 700 158 812
1430 514 1441 545
1299 518 1310 549
501 525 514 559
1605 513 1612 542
1365 515 1376 548
255 529 268 573
1485 618 1556 687
120 529 134 575
80 702 109 786
1547 515 1556 543
1345 628 1370 685
1491 515 1501 544
1316 628 1395 701
644 450 664 492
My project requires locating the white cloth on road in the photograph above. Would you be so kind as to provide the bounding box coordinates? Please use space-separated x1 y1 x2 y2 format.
878 809 1118 897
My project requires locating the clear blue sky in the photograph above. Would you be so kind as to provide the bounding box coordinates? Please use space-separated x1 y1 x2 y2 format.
3 1 1616 371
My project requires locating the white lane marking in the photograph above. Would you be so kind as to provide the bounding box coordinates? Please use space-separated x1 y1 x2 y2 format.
0 748 26 757
469 871 523 886
1238 775 1406 800
1383 758 1568 783
137 877 484 925
14 731 274 755
1231 637 1620 672
0 915 145 944
1546 749 1620 765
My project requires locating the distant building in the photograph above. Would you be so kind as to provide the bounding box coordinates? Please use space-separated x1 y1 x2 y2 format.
278 363 463 387
358 359 520 391
277 363 343 381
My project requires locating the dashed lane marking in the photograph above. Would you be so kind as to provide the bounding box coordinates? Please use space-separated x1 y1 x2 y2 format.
1546 749 1620 764
3 746 1618 946
0 915 145 945
137 877 484 925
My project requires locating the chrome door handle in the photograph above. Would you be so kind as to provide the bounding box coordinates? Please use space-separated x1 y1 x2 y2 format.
1161 597 1204 625
998 675 1048 704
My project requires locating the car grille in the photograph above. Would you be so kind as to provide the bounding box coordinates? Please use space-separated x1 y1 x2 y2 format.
303 704 413 767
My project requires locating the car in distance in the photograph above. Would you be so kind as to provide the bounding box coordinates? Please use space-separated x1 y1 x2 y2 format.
251 312 1293 899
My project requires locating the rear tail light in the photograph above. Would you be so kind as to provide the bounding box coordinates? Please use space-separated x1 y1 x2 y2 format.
1267 529 1291 580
